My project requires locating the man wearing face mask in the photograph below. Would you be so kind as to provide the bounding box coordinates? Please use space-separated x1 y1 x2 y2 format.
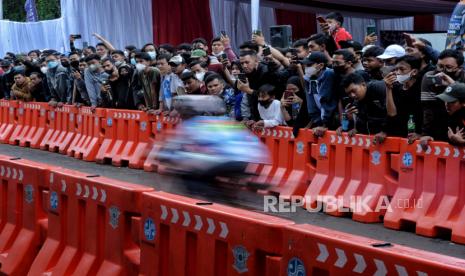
320 12 353 49
420 49 465 144
168 55 188 95
298 52 337 133
84 54 109 109
189 60 208 82
68 52 89 106
237 50 291 122
377 44 406 75
384 55 423 140
45 52 72 106
133 52 161 111
141 43 158 66
0 60 15 99
110 50 127 68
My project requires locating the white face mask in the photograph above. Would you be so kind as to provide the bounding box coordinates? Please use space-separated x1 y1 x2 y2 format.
40 66 48 74
147 51 157 60
124 50 129 58
329 23 337 33
136 63 147 72
305 66 317 77
195 71 206 81
396 72 412 84
89 64 100 72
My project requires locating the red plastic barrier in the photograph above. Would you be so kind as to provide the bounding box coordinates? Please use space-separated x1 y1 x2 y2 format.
143 116 180 172
140 191 294 276
247 127 315 199
0 100 18 144
281 224 465 275
9 102 49 148
0 156 51 275
96 109 154 169
67 107 105 161
385 140 465 243
29 168 153 275
304 132 399 223
40 105 79 153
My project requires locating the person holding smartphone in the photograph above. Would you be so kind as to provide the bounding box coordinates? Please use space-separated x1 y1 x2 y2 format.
211 32 237 63
280 76 304 127
420 49 465 146
318 12 353 49
383 55 423 141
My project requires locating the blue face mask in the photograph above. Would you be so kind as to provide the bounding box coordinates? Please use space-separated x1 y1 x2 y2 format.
13 65 25 72
131 58 136 65
47 61 59 69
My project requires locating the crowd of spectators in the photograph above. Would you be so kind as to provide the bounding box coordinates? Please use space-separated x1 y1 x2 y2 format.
0 12 464 146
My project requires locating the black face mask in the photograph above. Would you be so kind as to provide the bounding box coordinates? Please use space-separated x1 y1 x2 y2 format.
333 65 347 74
70 60 79 69
105 69 114 75
61 61 70 68
258 99 272 108
445 69 460 80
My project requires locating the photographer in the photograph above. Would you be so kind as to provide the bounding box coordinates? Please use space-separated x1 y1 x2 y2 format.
420 49 465 144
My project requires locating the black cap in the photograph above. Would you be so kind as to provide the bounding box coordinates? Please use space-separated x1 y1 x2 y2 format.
302 51 328 66
437 83 465 103
0 60 11 67
111 50 125 56
339 40 363 52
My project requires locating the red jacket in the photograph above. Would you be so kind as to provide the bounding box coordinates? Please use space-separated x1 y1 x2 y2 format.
333 27 353 49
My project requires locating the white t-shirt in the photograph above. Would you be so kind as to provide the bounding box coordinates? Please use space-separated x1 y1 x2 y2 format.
258 100 286 128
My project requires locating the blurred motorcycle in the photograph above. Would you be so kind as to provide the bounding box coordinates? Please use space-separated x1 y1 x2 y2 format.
155 95 271 186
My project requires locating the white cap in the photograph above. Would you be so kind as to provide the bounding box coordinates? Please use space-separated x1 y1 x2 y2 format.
377 44 405 60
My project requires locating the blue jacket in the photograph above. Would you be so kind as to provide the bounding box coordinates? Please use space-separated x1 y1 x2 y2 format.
304 68 338 127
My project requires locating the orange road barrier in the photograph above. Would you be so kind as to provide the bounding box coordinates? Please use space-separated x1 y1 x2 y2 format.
28 168 153 276
385 140 465 244
9 102 48 148
140 191 294 276
67 107 105 161
0 100 18 144
143 116 180 172
40 105 79 154
303 132 400 223
248 127 315 200
96 109 154 169
0 156 51 275
281 224 465 275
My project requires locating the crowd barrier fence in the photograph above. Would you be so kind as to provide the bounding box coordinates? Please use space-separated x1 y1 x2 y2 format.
0 155 51 275
29 168 153 275
0 101 464 244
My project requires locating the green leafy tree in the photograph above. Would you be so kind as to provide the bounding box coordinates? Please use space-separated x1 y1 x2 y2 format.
2 0 60 21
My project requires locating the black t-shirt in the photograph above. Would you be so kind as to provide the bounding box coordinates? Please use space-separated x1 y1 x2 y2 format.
387 81 423 137
355 81 387 135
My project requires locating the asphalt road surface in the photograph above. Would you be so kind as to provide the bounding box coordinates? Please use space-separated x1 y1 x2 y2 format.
0 143 464 259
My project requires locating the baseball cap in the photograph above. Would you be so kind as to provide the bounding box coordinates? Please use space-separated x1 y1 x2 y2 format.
0 60 11 67
191 49 207 59
339 40 363 52
437 83 465 103
301 51 328 65
377 44 405 60
169 55 185 66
